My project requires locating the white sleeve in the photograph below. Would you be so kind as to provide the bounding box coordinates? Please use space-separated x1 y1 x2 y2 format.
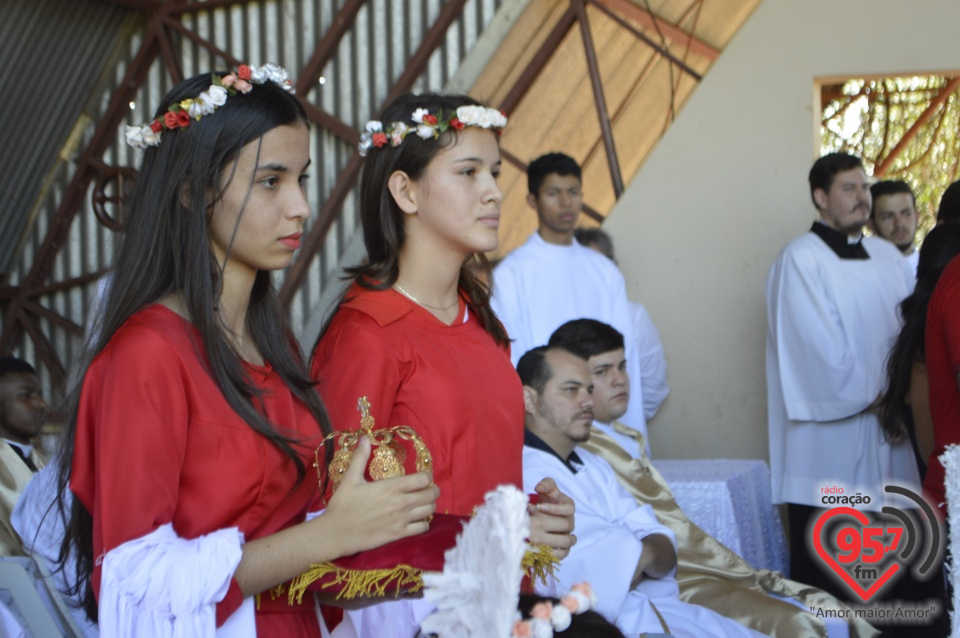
97 523 244 638
630 303 669 420
604 461 676 548
490 260 531 366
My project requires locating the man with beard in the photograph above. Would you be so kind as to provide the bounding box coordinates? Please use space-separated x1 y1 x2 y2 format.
869 180 920 273
491 153 649 450
548 318 877 638
519 345 766 637
765 153 920 592
0 357 47 555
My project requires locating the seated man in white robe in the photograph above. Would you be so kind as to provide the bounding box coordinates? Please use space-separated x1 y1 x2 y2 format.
518 345 767 638
548 318 877 638
491 153 649 448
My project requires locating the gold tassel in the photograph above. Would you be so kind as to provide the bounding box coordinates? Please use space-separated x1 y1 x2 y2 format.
287 563 425 605
523 544 560 587
254 583 287 609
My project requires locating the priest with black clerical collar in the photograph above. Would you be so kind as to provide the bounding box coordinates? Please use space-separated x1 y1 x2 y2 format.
765 152 921 595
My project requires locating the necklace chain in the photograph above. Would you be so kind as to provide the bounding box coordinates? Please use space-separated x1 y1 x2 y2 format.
393 283 460 311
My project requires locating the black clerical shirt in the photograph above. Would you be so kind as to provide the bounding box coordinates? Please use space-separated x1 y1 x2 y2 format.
810 221 870 260
523 429 584 475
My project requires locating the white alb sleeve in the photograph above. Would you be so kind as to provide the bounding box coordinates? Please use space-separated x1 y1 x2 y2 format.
98 523 244 638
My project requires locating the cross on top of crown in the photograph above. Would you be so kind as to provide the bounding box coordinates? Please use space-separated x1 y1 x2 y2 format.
357 396 375 431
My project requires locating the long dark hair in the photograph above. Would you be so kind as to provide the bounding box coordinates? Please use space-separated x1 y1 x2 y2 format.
56 71 333 621
879 225 960 442
322 92 508 347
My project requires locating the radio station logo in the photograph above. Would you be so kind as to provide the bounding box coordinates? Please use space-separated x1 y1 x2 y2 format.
810 485 942 603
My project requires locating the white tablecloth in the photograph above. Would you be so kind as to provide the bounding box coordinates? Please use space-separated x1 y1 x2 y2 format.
653 459 789 575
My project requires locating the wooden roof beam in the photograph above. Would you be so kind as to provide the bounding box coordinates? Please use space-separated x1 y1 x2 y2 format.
587 0 702 80
499 5 577 115
575 0 624 198
591 0 719 61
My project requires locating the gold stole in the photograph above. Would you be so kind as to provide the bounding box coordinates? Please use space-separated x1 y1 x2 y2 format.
0 443 46 557
581 423 878 638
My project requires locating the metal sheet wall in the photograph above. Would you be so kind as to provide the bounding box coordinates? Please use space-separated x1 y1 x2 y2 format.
0 0 133 276
3 0 503 402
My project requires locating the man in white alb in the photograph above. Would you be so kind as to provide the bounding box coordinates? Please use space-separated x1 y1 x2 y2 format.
574 227 669 421
518 344 768 638
765 152 919 592
868 180 920 275
491 153 648 449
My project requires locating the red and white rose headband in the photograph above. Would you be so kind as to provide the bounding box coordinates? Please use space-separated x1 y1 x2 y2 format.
125 63 294 149
357 105 507 156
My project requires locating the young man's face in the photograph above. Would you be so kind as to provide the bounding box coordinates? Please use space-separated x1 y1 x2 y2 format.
0 372 46 444
587 348 629 424
814 167 872 236
871 192 918 253
528 173 583 243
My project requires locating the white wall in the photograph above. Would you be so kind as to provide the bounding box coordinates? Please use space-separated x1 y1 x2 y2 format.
605 0 960 460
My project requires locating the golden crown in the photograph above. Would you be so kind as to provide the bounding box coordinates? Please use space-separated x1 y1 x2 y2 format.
314 396 432 497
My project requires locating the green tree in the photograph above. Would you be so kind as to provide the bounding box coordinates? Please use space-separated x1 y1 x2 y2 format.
821 75 960 242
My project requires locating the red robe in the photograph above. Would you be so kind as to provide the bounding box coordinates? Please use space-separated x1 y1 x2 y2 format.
71 304 323 636
312 284 524 516
924 256 960 508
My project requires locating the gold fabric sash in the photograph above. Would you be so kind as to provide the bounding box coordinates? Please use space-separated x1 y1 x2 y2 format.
581 423 878 638
0 443 45 557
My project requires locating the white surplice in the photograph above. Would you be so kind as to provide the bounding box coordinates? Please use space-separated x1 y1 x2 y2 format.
522 444 768 638
904 249 919 277
630 302 669 422
492 233 648 445
765 232 920 508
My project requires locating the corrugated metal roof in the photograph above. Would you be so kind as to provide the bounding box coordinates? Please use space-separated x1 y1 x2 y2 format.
0 0 506 400
470 0 763 257
0 0 134 276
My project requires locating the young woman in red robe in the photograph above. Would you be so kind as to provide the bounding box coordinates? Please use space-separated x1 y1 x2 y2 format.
55 66 438 637
311 94 576 602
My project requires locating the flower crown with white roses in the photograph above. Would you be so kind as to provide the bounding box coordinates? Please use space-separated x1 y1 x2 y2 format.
357 105 508 156
511 583 597 638
125 63 295 149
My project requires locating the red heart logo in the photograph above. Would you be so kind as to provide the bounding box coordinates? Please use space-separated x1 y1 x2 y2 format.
812 507 900 602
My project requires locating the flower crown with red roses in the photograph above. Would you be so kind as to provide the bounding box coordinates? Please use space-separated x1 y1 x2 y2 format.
357 105 508 156
124 63 295 149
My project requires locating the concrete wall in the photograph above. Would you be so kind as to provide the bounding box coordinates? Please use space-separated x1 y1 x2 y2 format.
605 0 960 460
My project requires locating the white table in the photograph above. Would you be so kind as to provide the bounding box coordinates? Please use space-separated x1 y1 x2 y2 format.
653 459 789 575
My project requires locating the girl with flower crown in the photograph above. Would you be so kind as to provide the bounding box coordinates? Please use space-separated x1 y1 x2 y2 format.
54 67 438 637
312 93 576 635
